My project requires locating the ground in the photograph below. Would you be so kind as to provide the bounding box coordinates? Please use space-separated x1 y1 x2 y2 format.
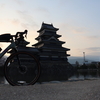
0 79 100 100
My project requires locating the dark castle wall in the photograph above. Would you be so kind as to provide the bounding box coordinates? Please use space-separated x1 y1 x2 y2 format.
40 61 73 75
38 61 74 82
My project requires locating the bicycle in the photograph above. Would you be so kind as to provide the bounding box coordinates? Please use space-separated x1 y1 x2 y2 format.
0 33 40 86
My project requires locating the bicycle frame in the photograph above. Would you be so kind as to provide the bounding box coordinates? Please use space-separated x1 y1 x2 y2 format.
0 40 17 59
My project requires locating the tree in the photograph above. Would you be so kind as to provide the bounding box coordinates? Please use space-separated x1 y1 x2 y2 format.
80 63 88 69
89 63 97 69
75 61 80 69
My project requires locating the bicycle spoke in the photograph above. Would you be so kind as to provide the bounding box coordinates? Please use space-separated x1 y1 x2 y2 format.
4 52 40 86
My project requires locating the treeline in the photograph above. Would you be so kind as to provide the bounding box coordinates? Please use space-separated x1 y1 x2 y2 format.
75 62 100 70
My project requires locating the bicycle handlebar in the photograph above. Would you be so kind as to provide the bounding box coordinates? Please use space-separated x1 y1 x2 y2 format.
0 30 28 42
11 35 16 37
15 30 28 40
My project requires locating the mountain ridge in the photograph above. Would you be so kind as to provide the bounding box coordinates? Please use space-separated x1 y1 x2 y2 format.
68 56 94 64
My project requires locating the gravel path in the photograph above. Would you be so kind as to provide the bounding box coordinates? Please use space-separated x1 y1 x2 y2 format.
0 79 100 100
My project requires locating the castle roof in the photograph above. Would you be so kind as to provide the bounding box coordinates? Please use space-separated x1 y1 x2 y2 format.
37 23 59 32
32 40 65 47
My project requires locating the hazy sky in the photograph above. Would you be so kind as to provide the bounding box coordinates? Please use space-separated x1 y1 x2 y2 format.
0 0 100 61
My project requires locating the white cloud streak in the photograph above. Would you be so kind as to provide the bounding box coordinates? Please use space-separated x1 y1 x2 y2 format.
86 47 100 51
16 10 38 29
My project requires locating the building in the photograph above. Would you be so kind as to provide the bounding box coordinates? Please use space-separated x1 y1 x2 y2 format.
32 23 73 77
32 22 70 62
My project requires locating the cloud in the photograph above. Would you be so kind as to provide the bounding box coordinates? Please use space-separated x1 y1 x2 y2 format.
58 22 89 35
86 47 100 51
35 7 49 14
11 0 24 5
16 10 38 29
17 10 30 19
71 27 87 34
86 35 100 40
34 7 50 19
0 3 5 9
58 0 70 5
11 19 20 25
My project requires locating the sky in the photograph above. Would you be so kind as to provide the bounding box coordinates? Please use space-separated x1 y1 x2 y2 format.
0 0 100 61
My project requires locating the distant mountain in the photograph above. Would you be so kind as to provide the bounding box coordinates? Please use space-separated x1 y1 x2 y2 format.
68 56 94 64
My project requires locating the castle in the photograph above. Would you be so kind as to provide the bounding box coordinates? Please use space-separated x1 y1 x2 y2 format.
32 23 70 62
15 23 73 80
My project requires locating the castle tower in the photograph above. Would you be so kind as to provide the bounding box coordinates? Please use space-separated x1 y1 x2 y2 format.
32 22 70 62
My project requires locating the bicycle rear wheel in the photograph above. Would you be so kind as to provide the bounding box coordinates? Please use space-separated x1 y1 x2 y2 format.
4 51 40 86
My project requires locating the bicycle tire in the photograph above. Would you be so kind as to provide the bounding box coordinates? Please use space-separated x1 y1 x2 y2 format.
4 51 40 86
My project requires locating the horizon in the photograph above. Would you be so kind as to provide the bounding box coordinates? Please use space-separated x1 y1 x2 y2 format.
0 0 100 60
69 55 100 61
68 55 100 65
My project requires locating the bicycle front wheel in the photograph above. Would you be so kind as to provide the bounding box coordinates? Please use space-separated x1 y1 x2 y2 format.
4 52 40 86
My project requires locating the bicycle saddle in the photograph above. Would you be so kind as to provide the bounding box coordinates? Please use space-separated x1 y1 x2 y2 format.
0 34 12 42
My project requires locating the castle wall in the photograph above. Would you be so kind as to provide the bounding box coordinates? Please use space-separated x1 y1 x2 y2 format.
38 61 74 82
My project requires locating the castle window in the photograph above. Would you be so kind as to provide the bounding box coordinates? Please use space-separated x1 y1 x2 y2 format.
51 56 59 61
60 56 67 61
40 56 50 61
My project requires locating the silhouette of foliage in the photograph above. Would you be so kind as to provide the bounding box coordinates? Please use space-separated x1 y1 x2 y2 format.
79 63 88 69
